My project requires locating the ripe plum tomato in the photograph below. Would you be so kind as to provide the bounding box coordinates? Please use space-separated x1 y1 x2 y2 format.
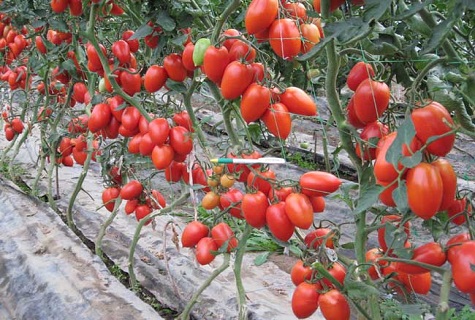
284 193 313 229
203 46 230 84
111 40 131 65
88 103 112 133
181 221 209 248
447 233 471 263
319 289 350 320
219 188 244 219
122 30 139 52
313 0 345 12
266 202 294 241
120 69 142 96
299 171 341 197
165 161 186 183
449 241 475 293
309 196 326 213
279 87 317 116
355 121 389 161
346 96 366 129
268 19 301 60
139 133 154 156
396 242 446 274
220 61 255 100
51 0 68 13
268 186 293 202
431 158 457 212
222 29 241 51
102 187 120 212
365 248 387 280
144 65 168 93
134 204 152 224
120 180 143 200
447 198 472 226
151 144 174 170
399 271 432 295
181 42 196 71
377 179 398 207
321 262 346 288
148 118 170 146
163 53 187 82
240 83 271 123
304 228 336 249
195 237 218 265
347 61 375 91
229 40 256 62
406 163 443 220
291 282 320 319
261 103 291 140
169 126 193 155
173 111 193 132
242 191 269 228
245 0 279 35
246 168 276 195
211 222 238 252
411 101 455 157
300 23 320 54
353 79 390 124
290 259 312 286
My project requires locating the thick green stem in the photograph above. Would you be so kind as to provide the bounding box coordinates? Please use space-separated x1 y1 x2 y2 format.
435 271 452 320
178 254 231 320
382 257 446 274
210 0 241 44
95 197 122 260
233 224 253 320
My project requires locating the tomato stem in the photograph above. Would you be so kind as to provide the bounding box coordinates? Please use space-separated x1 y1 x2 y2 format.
210 0 240 45
233 224 253 320
95 197 122 260
435 271 452 320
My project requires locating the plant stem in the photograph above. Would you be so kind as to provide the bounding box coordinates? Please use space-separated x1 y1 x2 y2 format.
178 254 231 320
435 271 452 320
210 0 240 45
95 197 122 260
382 257 447 274
234 224 253 320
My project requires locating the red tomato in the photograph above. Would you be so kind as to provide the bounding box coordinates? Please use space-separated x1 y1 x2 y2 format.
284 193 313 229
411 101 455 157
165 161 186 183
59 137 73 157
121 106 141 131
240 83 271 123
300 23 320 54
195 237 218 265
211 222 238 252
377 179 398 207
144 65 168 93
279 87 317 116
247 167 276 195
139 133 155 156
353 79 390 124
125 199 138 215
346 96 366 129
299 171 341 197
450 241 475 293
51 0 68 13
266 202 295 241
149 189 166 209
120 68 142 96
222 29 241 51
72 82 88 104
134 204 152 224
148 118 170 146
182 42 196 71
229 40 256 62
291 282 320 319
268 19 301 60
355 121 389 161
321 262 346 288
111 40 131 66
313 0 345 12
202 45 230 85
304 228 336 249
268 186 293 202
290 259 312 286
181 221 209 248
35 36 47 54
120 180 143 200
365 248 387 280
88 103 112 133
347 61 375 91
261 102 292 140
219 188 244 219
62 155 74 167
406 163 443 220
309 196 326 213
431 158 457 211
245 0 279 35
86 42 106 72
10 117 24 134
102 187 121 212
242 191 269 229
250 62 266 82
447 233 471 263
220 61 255 100
319 289 350 320
172 111 193 132
283 2 307 20
163 53 187 82
151 144 174 170
447 198 472 226
396 242 446 274
399 271 432 295
169 126 193 155
122 30 139 52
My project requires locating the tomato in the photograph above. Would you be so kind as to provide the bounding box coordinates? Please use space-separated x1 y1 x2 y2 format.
447 198 472 226
169 126 193 155
377 215 410 253
121 106 141 131
88 103 112 133
11 117 24 134
396 242 446 274
122 30 139 53
411 101 455 157
219 174 235 188
201 191 221 210
111 40 131 66
309 196 326 213
268 186 293 202
430 158 457 212
139 133 155 156
321 262 346 288
222 29 241 51
211 222 238 252
290 260 312 286
242 191 269 229
127 134 142 154
283 1 307 20
266 202 295 241
245 0 278 35
35 36 47 54
102 187 121 212
300 23 320 54
51 0 68 13
120 180 143 200
172 111 193 132
406 163 443 220
119 68 141 96
355 121 389 161
353 79 390 124
220 61 255 100
304 228 336 249
72 82 88 104
347 61 375 91
365 248 387 280
181 221 209 248
202 45 231 85
285 193 313 229
268 19 301 60
261 102 292 140
447 233 471 263
250 62 266 82
319 289 350 320
125 199 138 215
182 42 196 71
346 96 366 129
280 87 317 116
164 53 187 82
134 204 152 224
151 144 174 170
62 155 74 167
313 0 345 12
399 271 432 295
146 118 168 146
165 161 186 183
229 40 256 62
299 171 341 197
450 241 475 293
144 65 168 93
59 137 73 157
195 237 218 265
192 38 211 67
219 188 244 219
86 42 106 72
291 282 320 319
240 83 271 123
246 167 276 195
377 179 398 207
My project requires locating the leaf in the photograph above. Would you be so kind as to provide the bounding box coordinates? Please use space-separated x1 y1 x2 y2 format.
362 0 393 22
155 11 176 32
254 252 271 266
130 24 153 40
386 117 416 168
421 11 460 54
353 184 383 214
393 0 433 20
340 242 355 249
400 150 423 168
165 79 187 93
384 222 410 254
392 181 409 213
345 280 380 300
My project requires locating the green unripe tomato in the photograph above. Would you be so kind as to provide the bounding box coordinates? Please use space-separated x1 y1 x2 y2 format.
193 38 211 66
98 78 106 93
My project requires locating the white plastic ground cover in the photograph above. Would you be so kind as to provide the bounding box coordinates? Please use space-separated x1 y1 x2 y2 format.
0 178 162 320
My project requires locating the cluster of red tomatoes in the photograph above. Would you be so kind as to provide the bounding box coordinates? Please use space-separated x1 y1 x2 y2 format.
1 106 25 141
50 0 124 16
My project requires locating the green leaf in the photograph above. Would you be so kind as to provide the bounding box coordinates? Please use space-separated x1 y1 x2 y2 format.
254 252 271 266
393 0 433 20
421 12 460 54
155 11 176 32
165 79 187 93
400 150 423 168
340 242 355 249
345 280 380 300
386 117 416 168
392 181 409 213
353 184 383 214
130 24 153 40
362 0 393 22
384 222 410 254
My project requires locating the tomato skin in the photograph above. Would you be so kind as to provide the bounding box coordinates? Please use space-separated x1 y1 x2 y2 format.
299 171 341 197
355 121 389 161
181 42 196 71
447 233 471 263
268 19 301 60
365 248 387 280
72 82 88 104
134 204 152 224
396 242 446 274
399 271 432 295
353 79 390 125
195 237 218 265
172 111 193 132
290 260 312 286
291 282 320 319
120 69 142 96
147 118 169 146
201 191 220 210
346 96 366 129
221 61 255 100
165 161 186 183
11 118 24 134
245 0 278 35
121 106 141 131
322 262 346 288
242 191 269 228
411 101 455 157
261 102 292 140
450 241 475 293
144 65 168 93
202 46 230 84
111 40 131 66
169 126 193 155
151 144 175 170
122 30 139 53
240 83 271 123
347 61 375 91
285 193 314 229
139 133 155 156
431 158 457 212
280 86 317 116
377 179 398 207
163 53 187 82
266 202 295 241
319 289 350 320
181 221 209 248
120 180 143 200
229 40 256 62
268 186 293 202
88 103 112 133
300 23 320 54
304 228 336 249
406 163 443 220
219 188 244 219
51 0 68 13
211 222 238 252
447 198 472 226
313 0 345 12
102 187 121 212
309 196 326 213
246 168 276 195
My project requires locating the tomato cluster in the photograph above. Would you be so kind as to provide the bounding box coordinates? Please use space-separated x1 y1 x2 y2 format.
1 107 24 142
